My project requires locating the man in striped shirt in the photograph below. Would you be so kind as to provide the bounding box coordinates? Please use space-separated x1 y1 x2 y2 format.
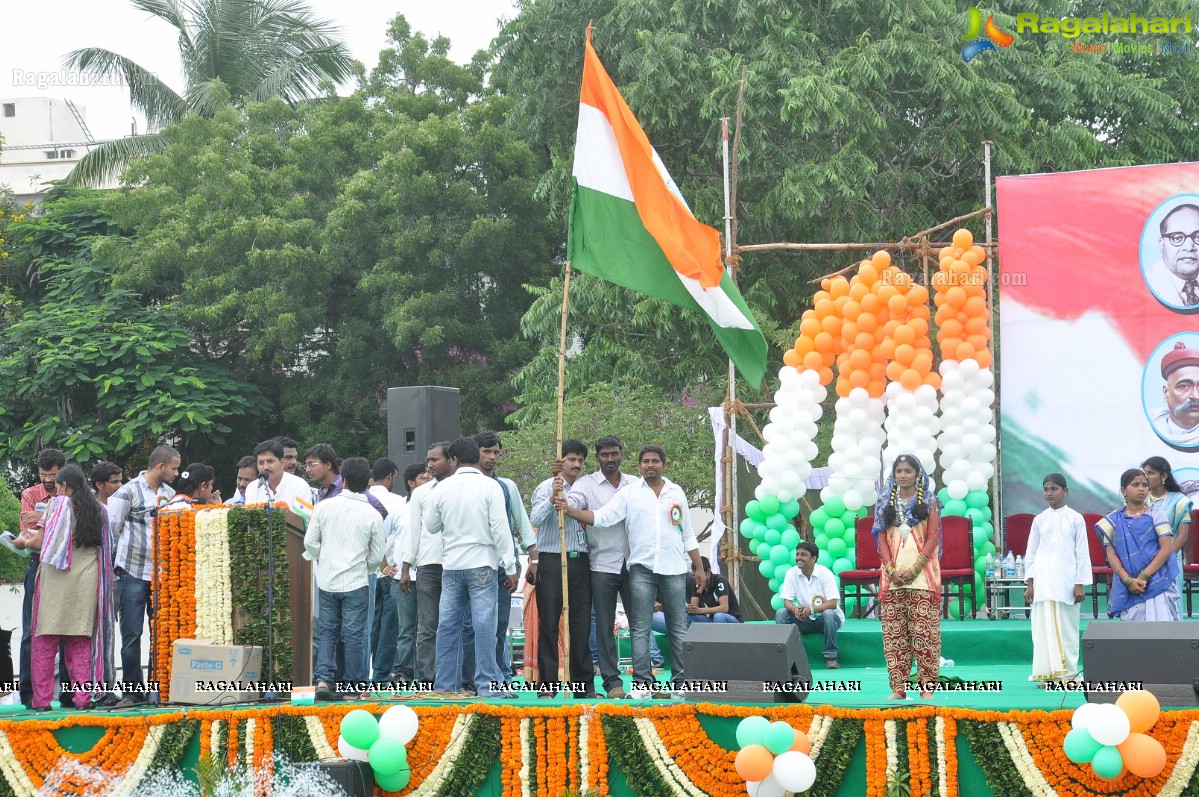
108 445 179 706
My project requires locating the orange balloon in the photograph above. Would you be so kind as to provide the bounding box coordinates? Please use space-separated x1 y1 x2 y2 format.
1117 733 1166 778
799 317 821 337
952 229 974 249
820 279 831 291
867 380 886 398
908 285 929 306
924 372 941 390
856 313 879 334
900 368 921 391
964 296 987 317
814 332 834 352
848 349 872 371
967 334 990 352
910 318 930 337
783 350 801 368
829 277 850 298
949 259 970 279
859 263 880 285
882 320 901 337
1117 691 1162 734
886 361 905 382
894 343 916 365
911 305 930 321
887 294 908 314
945 286 967 308
912 351 933 375
880 339 898 359
821 315 842 336
735 745 774 781
962 248 984 266
814 298 835 318
835 378 852 398
855 331 876 350
790 731 811 754
914 336 931 350
802 351 824 371
940 336 961 354
955 340 975 361
841 322 860 342
932 291 945 309
794 338 815 358
849 370 870 389
869 362 887 381
822 350 837 367
843 300 862 321
937 246 954 259
861 294 882 314
818 366 834 385
834 296 849 313
877 284 899 304
872 250 892 270
974 349 993 369
964 316 987 335
931 271 949 290
893 325 916 346
849 282 870 302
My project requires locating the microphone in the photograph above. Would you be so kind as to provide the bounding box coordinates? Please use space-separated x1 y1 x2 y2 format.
258 472 269 485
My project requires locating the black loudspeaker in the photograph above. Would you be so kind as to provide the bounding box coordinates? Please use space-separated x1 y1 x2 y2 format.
682 623 812 703
1082 621 1199 705
294 761 374 796
386 386 461 475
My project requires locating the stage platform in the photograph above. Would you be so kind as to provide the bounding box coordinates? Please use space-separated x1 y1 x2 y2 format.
3 618 1198 797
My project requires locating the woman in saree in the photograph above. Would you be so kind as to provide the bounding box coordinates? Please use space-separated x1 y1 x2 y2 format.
1094 468 1180 621
1142 456 1193 614
874 454 942 701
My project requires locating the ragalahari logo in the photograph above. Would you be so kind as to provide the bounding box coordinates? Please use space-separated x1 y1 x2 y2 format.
961 8 1015 61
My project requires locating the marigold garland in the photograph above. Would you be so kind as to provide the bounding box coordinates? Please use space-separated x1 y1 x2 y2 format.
154 509 197 702
865 719 887 797
907 717 929 797
942 716 959 797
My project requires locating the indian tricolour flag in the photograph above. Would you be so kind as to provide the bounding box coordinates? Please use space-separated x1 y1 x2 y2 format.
568 38 768 386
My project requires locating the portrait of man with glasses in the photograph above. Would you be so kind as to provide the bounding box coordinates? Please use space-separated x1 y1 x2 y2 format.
1144 201 1199 310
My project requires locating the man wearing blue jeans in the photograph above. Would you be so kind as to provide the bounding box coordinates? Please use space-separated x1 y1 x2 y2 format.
559 445 705 697
426 438 518 698
107 445 180 706
775 542 843 669
305 458 387 699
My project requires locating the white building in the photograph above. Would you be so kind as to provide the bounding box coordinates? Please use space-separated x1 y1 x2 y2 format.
0 97 114 203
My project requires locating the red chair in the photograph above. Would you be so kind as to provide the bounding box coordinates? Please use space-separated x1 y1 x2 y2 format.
940 515 976 619
839 517 882 618
1184 509 1199 617
1002 514 1035 558
1083 512 1112 618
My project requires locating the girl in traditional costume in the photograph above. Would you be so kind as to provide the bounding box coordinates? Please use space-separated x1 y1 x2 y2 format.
1094 468 1180 621
1142 456 1193 614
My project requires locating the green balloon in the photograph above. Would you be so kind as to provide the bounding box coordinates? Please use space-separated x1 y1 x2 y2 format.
738 518 758 539
1091 746 1124 779
810 508 830 529
768 576 783 591
974 555 989 572
817 550 834 569
980 507 993 522
972 525 992 549
766 513 789 531
770 544 791 565
824 518 846 538
369 737 409 776
760 495 781 515
746 500 766 521
944 499 968 516
974 573 985 594
758 560 775 577
752 540 769 559
948 602 963 620
750 521 768 540
843 595 860 615
763 721 796 754
832 557 853 575
764 528 782 546
375 766 411 792
965 507 986 526
770 594 784 611
814 533 830 549
982 541 996 557
966 490 990 510
823 497 845 517
781 499 801 520
937 488 950 504
736 716 772 748
827 538 847 559
842 526 857 543
979 521 995 537
841 510 858 528
780 529 801 549
340 709 380 750
1063 728 1102 764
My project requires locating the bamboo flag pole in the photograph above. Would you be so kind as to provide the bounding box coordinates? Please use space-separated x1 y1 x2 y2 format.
556 261 573 689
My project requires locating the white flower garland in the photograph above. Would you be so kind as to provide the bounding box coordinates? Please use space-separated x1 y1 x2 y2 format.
109 725 167 797
1159 720 1199 797
194 508 233 644
634 717 707 797
519 717 532 797
997 721 1056 797
808 715 832 760
885 720 898 777
245 718 256 768
935 716 948 797
303 716 336 759
0 729 37 796
578 714 590 794
407 713 473 797
210 720 223 762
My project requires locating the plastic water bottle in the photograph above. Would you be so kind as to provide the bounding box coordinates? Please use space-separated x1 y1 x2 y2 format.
984 553 994 579
1004 550 1016 578
1015 555 1025 580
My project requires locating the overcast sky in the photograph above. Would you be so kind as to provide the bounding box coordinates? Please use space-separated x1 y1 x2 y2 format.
0 0 516 142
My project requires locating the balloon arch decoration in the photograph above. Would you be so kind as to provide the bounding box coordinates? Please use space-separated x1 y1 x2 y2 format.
739 229 997 617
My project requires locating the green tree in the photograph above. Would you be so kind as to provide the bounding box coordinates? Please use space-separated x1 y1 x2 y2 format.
64 0 354 186
0 475 23 583
494 0 1199 410
0 188 261 469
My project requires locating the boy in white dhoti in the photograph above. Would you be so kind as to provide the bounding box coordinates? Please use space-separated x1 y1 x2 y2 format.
1023 473 1092 685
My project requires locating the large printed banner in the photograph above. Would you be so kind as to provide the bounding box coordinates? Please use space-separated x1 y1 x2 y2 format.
998 163 1199 516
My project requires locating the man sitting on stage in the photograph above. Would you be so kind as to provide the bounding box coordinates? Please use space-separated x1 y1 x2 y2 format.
305 457 386 701
686 557 741 624
775 542 843 669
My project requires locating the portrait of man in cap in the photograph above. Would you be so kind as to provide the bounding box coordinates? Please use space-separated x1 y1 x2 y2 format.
1147 340 1199 447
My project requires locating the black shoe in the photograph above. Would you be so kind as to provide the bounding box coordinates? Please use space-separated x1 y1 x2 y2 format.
94 693 121 708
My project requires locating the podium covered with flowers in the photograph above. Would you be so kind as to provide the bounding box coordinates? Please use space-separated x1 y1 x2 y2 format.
154 504 311 701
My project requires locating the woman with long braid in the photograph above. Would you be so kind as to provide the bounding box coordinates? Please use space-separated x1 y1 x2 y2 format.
873 454 942 700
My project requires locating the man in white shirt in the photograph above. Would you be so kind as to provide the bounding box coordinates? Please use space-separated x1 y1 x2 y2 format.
425 437 518 697
304 457 386 700
243 439 313 509
224 456 257 506
559 445 705 695
400 443 455 685
775 541 843 669
370 459 428 683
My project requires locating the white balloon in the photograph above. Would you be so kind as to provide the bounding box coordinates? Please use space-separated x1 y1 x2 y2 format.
746 773 786 797
379 705 420 744
848 387 870 405
960 397 981 416
978 461 996 480
978 425 996 443
779 366 801 386
762 423 782 443
848 409 869 429
819 486 834 502
755 484 773 501
843 489 864 512
941 370 963 392
776 487 794 503
917 450 937 473
780 470 802 492
977 368 994 387
1089 704 1132 746
338 736 370 762
959 358 980 376
979 442 997 461
772 751 817 793
961 433 981 454
915 384 938 405
966 471 988 493
939 359 960 375
1072 702 1105 731
948 480 969 500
